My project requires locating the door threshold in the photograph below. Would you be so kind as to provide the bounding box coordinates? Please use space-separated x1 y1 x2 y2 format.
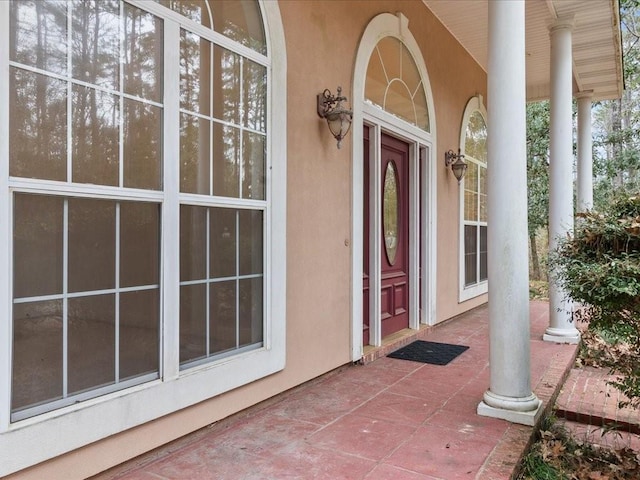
360 325 431 365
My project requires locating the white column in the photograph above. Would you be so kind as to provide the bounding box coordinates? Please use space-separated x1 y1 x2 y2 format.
544 18 580 344
477 0 542 426
576 91 594 212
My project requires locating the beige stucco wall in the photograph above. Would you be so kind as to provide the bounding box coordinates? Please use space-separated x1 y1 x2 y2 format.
6 2 488 478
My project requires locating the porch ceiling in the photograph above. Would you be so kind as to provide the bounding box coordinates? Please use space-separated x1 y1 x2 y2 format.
422 0 623 102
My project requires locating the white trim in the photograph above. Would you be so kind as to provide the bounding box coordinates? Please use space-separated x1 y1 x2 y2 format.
351 12 437 359
368 124 382 346
163 19 181 382
0 0 10 434
458 95 489 303
0 1 287 475
408 142 419 330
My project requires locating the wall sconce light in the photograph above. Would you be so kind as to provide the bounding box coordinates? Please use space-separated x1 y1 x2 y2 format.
444 148 468 183
317 86 353 149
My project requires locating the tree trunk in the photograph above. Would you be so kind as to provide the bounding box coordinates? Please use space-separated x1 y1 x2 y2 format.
530 232 541 281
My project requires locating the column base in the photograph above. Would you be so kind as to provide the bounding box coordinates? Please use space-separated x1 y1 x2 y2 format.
477 391 543 426
543 327 580 344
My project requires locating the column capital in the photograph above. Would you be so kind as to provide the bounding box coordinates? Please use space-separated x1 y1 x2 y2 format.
575 90 594 100
549 15 575 34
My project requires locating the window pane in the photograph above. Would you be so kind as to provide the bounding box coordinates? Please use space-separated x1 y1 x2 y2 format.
210 208 237 278
376 37 400 82
180 29 211 115
124 4 163 102
68 198 116 293
213 46 240 125
120 289 160 380
465 111 487 164
72 85 119 186
180 113 210 195
180 284 207 364
10 68 67 181
239 277 262 347
209 0 266 55
162 1 211 27
10 0 67 75
71 0 120 91
464 225 477 286
124 99 162 190
180 205 207 282
210 281 236 354
365 46 386 108
68 294 115 395
401 45 420 100
479 167 487 222
12 300 63 412
480 226 488 281
242 132 265 199
239 210 263 276
413 82 429 132
386 79 417 129
120 202 160 288
243 60 266 132
464 162 478 222
212 123 240 197
14 194 63 298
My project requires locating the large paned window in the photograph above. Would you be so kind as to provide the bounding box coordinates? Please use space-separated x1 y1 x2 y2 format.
6 0 275 426
9 0 163 420
460 98 488 300
167 1 267 368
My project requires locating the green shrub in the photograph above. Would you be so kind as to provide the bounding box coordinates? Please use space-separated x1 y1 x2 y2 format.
551 193 640 408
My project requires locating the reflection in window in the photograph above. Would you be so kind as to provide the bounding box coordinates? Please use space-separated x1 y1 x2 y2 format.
179 205 264 366
463 110 488 288
179 27 266 199
383 161 399 265
8 0 270 421
12 194 160 418
9 1 164 190
365 36 429 131
9 0 165 421
161 0 266 54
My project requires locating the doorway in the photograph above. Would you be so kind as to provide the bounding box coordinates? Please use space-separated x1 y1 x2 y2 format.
364 129 411 344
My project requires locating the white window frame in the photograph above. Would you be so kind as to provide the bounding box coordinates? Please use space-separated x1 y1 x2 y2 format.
0 1 287 476
458 95 488 302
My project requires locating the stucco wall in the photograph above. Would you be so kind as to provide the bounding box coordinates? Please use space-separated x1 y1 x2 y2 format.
6 2 487 478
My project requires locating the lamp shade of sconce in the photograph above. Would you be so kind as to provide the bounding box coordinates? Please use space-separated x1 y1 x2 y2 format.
317 86 353 149
444 149 468 183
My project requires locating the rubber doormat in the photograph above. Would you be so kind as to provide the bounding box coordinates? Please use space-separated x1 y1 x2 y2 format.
388 340 469 365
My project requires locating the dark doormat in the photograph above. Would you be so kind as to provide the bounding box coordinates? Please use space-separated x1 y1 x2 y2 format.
388 340 469 365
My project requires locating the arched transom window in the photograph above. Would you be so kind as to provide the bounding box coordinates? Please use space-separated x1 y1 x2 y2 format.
365 36 430 131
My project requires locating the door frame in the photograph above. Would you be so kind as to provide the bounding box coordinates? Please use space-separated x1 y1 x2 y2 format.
350 12 437 360
360 115 435 350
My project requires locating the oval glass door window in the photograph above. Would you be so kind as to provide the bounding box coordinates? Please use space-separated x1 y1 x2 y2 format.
383 161 399 265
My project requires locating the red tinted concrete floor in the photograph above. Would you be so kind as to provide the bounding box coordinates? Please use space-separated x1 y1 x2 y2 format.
93 301 578 480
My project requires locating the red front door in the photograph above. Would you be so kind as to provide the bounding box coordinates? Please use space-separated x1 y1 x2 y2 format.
363 131 410 344
380 134 410 337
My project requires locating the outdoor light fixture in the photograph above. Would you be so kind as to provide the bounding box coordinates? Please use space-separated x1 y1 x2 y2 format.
444 148 468 183
317 86 353 149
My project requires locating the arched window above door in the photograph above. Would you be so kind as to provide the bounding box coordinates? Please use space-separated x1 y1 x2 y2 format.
365 36 430 132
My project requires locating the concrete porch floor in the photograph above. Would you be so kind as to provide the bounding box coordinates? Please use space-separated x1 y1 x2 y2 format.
93 301 578 480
